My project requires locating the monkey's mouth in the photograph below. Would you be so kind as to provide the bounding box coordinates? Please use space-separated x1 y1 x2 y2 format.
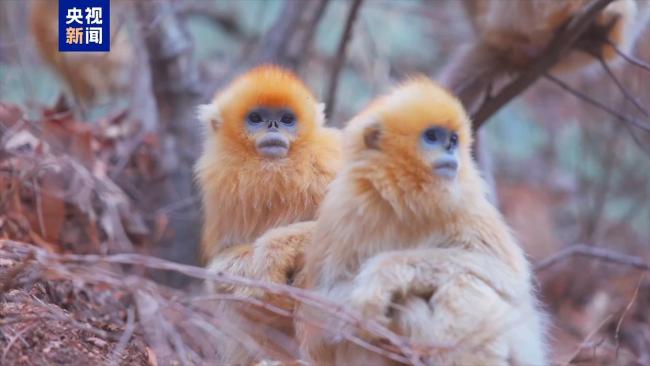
257 138 289 158
432 157 458 179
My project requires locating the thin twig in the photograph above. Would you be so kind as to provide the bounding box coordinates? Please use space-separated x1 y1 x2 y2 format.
593 52 650 118
297 0 330 60
185 293 294 318
324 0 364 119
174 2 244 37
109 306 136 366
604 38 650 73
252 0 310 65
33 177 46 238
181 293 414 364
0 251 34 293
621 115 650 156
544 73 650 132
284 0 330 70
109 130 147 181
535 243 650 272
563 315 612 366
155 195 200 216
1 323 35 362
614 274 644 360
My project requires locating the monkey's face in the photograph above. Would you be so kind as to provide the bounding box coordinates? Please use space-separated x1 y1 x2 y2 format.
351 78 473 192
199 66 322 162
420 126 460 180
245 106 299 159
369 122 466 184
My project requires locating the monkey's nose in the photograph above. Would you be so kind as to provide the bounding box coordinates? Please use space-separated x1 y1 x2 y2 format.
432 156 458 179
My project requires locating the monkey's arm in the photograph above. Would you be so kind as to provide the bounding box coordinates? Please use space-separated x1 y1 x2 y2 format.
205 221 315 297
204 243 254 293
347 248 545 365
390 271 541 366
348 247 530 326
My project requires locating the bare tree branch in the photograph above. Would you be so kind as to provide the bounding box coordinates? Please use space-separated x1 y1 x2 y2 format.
593 53 650 118
135 1 203 279
174 2 245 38
286 0 330 70
605 38 650 73
253 0 311 66
324 0 364 119
109 306 136 365
535 244 650 272
614 274 644 359
562 314 613 366
544 73 650 133
621 118 650 156
205 0 329 96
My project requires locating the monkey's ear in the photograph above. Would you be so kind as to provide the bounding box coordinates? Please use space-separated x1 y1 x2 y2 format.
363 122 382 150
315 102 326 126
197 103 222 131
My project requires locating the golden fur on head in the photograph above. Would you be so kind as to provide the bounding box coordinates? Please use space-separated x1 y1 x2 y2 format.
344 77 475 203
199 65 325 156
196 65 341 263
348 76 473 151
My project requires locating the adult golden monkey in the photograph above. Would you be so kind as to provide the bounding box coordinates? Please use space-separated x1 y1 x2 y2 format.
296 78 547 365
196 65 341 364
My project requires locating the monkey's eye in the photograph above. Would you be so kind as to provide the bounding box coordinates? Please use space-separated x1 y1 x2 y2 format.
280 113 295 126
449 133 459 148
422 127 445 145
248 112 263 124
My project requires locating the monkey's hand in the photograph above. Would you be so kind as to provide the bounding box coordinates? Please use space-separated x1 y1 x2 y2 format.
204 243 255 294
248 221 314 289
348 247 524 339
347 250 443 333
205 221 314 301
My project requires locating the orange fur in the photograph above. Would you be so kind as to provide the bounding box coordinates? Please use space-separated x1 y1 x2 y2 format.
30 0 133 104
205 221 313 365
297 78 546 365
196 65 342 264
196 66 342 365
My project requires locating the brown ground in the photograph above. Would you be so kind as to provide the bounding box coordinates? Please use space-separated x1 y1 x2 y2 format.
0 250 151 365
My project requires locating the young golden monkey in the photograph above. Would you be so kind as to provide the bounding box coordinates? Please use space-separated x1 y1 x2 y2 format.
296 78 547 365
196 65 341 364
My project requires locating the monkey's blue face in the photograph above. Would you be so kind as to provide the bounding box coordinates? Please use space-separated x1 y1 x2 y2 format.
420 126 460 180
245 107 299 159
